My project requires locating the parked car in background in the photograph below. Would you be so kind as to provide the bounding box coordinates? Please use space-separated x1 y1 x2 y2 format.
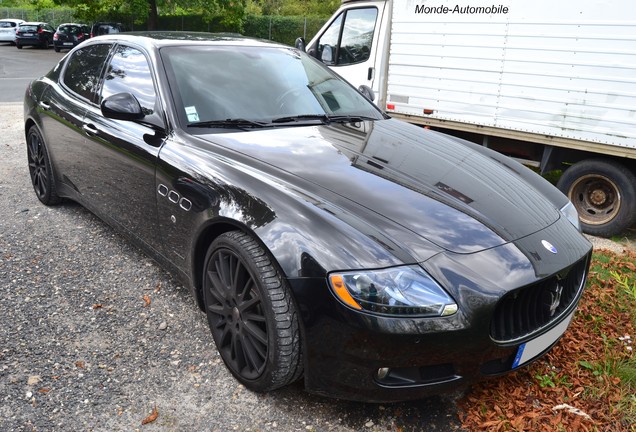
90 22 126 38
24 32 592 402
15 22 55 49
0 18 24 44
53 23 90 52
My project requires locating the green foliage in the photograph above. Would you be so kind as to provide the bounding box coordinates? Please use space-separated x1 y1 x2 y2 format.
243 14 327 45
248 0 339 17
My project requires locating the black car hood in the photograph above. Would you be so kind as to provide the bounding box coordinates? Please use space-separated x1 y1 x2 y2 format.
195 119 560 255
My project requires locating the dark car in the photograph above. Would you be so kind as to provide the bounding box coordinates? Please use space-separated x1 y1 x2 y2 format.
53 23 90 52
90 21 126 38
23 33 592 402
15 21 55 49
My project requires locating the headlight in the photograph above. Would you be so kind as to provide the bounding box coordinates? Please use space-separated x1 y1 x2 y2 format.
560 200 581 231
328 265 457 317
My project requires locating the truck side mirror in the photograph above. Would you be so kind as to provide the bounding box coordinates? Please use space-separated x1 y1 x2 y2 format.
321 45 334 64
295 37 306 52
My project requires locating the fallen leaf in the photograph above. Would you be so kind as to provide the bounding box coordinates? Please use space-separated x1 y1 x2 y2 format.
75 361 85 369
92 304 103 309
141 406 158 425
143 295 151 307
38 388 50 393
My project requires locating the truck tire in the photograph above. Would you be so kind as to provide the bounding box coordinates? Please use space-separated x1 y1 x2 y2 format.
557 159 636 237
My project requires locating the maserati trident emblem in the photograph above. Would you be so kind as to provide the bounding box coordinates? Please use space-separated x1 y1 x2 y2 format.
548 283 564 317
541 240 558 254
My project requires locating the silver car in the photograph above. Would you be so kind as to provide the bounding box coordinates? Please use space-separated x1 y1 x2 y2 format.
0 19 24 44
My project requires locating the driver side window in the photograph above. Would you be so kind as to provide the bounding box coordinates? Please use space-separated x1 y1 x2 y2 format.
316 7 378 67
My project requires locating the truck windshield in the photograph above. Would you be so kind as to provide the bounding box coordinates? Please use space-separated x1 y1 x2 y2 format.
161 45 384 127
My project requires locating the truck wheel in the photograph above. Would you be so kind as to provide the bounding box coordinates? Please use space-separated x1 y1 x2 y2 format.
557 159 636 237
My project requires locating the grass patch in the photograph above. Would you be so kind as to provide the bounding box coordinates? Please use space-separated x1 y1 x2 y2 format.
459 250 636 431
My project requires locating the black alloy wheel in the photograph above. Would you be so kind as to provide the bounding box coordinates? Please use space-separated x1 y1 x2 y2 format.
203 231 302 392
27 126 61 205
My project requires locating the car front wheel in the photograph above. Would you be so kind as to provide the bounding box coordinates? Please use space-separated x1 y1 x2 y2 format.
27 126 61 205
202 231 303 392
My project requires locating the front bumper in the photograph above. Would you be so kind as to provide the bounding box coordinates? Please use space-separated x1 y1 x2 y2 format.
289 217 592 402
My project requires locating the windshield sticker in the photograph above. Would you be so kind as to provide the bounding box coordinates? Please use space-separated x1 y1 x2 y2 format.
185 106 200 122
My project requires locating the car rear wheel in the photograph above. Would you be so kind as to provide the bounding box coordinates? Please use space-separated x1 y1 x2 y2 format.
202 231 303 392
27 126 61 205
42 39 49 49
16 43 22 49
54 46 60 52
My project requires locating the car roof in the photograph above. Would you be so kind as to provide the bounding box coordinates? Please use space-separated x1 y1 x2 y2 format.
0 18 24 22
91 32 285 50
57 23 86 28
20 22 47 25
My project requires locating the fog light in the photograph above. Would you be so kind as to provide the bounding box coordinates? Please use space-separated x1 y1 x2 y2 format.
376 367 390 380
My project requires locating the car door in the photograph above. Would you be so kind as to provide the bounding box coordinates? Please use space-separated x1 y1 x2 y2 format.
308 5 385 96
39 43 112 195
80 43 165 252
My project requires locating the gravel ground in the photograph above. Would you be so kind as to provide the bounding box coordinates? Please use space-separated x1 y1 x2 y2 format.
0 103 463 431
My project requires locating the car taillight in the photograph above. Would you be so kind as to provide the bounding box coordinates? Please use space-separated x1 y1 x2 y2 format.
54 33 59 40
90 32 94 38
38 27 43 33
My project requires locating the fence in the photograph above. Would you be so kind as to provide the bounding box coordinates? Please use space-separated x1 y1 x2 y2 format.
0 8 76 26
1 8 327 46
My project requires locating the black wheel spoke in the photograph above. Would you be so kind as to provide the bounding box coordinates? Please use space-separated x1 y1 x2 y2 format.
206 270 226 304
238 296 260 313
239 333 262 373
243 321 267 345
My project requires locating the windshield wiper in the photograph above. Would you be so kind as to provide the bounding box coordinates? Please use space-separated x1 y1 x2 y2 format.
326 115 378 123
271 114 377 124
189 118 269 129
271 114 330 124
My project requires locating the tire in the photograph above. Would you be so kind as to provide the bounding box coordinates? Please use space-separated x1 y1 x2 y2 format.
16 43 22 49
27 126 62 206
42 39 49 49
557 159 636 237
202 231 302 392
54 46 60 53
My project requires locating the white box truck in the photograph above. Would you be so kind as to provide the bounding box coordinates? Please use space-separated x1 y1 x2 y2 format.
298 0 636 237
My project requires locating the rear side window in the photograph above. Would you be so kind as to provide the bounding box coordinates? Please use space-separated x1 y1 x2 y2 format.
19 25 38 32
0 22 16 28
62 44 112 102
101 45 156 115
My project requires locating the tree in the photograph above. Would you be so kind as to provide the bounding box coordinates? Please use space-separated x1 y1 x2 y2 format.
55 0 247 30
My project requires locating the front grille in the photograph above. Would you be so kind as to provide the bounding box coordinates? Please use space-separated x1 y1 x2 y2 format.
490 255 589 343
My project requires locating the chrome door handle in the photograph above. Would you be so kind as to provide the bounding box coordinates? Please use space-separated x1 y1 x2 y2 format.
82 124 99 136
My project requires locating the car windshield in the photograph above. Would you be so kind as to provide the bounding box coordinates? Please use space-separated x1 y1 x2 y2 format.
160 45 384 127
19 25 38 32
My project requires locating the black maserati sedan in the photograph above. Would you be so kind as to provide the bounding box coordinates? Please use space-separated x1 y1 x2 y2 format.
24 32 592 402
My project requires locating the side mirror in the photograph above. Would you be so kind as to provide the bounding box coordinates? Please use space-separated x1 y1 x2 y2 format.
321 45 334 64
358 85 375 102
101 92 144 121
294 37 306 52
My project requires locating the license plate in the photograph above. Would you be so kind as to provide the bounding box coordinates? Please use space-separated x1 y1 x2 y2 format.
63 42 73 46
512 309 575 368
24 33 33 36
